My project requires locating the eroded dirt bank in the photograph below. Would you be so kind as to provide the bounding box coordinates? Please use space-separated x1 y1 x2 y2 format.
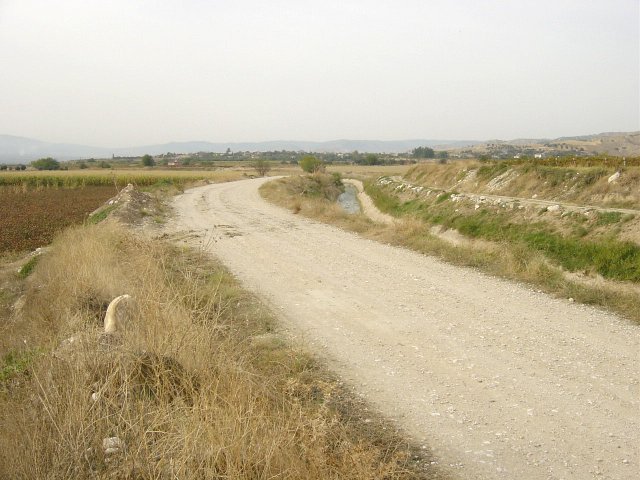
167 178 639 480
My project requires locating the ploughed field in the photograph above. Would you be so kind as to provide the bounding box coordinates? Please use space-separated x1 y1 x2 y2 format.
0 168 246 253
0 186 116 253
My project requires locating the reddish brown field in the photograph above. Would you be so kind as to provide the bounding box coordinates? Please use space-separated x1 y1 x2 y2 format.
0 186 116 253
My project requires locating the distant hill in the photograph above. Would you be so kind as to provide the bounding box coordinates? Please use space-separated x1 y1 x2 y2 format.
0 136 479 163
1 132 638 163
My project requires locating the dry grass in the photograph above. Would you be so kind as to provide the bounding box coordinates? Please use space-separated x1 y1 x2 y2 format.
0 222 437 479
405 160 640 209
327 164 412 177
260 175 374 235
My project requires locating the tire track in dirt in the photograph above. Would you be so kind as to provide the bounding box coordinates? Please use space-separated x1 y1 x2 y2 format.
167 178 639 480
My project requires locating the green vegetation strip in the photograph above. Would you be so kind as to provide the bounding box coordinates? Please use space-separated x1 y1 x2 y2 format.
17 255 39 278
0 173 203 188
367 183 640 282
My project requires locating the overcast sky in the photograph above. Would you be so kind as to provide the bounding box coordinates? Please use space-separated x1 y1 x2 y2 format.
0 0 638 147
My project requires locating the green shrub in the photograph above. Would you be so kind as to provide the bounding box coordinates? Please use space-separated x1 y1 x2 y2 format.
18 256 39 278
299 155 324 173
87 204 117 224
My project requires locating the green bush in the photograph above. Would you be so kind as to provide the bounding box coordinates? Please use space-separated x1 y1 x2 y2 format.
299 155 324 173
31 158 60 171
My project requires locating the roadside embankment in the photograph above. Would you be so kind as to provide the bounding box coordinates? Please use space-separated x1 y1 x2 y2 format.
0 188 436 479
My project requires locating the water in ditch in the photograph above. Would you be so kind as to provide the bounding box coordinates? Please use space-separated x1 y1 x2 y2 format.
337 184 361 214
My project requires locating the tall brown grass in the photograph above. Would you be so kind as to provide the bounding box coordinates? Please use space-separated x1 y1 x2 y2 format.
0 222 433 479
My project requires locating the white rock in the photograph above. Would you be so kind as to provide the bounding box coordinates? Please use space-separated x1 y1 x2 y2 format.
104 294 132 334
608 171 621 184
59 336 78 348
546 204 562 213
103 436 124 455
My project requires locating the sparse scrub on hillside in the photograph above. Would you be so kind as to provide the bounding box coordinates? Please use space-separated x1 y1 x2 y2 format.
405 158 640 210
0 223 428 479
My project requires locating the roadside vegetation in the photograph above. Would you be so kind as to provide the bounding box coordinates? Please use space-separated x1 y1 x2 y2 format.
261 162 640 323
0 220 438 479
0 170 445 478
261 173 374 236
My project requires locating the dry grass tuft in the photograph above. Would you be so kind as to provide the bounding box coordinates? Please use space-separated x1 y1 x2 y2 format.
0 222 434 479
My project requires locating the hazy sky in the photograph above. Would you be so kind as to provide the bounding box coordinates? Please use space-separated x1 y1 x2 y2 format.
0 0 638 147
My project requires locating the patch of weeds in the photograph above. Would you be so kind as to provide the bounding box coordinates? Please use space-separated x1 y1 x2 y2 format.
87 204 117 224
595 211 623 226
579 168 608 186
0 349 39 388
435 192 453 204
396 199 427 216
364 182 402 215
573 226 589 238
296 174 344 201
477 162 509 179
18 256 39 278
153 178 174 188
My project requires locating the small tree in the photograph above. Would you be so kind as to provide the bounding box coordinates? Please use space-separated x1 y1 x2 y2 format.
31 157 60 170
299 155 324 173
141 154 155 167
364 153 380 165
437 151 449 164
253 158 271 177
412 147 435 159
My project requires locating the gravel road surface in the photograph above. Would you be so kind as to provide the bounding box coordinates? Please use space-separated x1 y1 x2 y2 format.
167 178 639 480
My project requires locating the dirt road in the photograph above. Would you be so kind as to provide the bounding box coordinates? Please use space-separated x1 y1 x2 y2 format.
167 178 639 480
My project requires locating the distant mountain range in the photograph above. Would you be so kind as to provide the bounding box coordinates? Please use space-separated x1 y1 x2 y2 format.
0 132 638 163
0 135 478 163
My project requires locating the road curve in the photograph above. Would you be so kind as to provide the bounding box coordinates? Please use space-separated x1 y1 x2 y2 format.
167 178 639 480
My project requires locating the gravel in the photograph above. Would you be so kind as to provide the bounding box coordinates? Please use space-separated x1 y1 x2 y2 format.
167 178 639 480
